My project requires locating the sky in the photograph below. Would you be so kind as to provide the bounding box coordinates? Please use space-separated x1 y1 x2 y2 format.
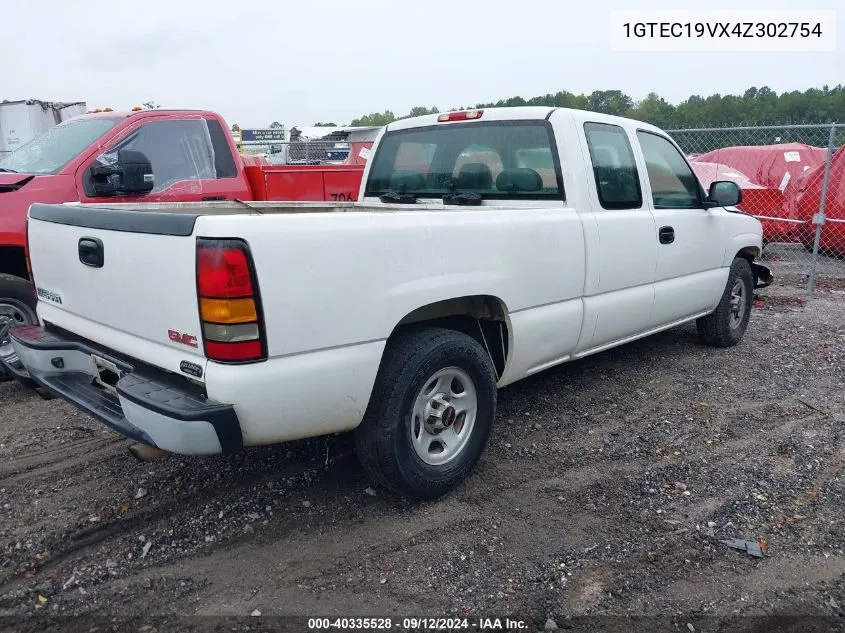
2 0 842 129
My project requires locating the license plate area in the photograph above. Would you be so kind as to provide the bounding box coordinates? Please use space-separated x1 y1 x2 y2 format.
89 354 122 395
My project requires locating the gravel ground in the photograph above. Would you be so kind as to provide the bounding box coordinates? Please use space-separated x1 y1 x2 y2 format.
1 270 844 633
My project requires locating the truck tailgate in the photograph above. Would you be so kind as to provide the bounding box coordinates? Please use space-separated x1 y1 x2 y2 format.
26 204 206 377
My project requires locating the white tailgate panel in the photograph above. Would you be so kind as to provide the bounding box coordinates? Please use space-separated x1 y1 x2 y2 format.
28 219 205 376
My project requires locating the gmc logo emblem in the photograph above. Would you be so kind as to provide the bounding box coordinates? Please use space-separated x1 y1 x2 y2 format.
168 329 198 348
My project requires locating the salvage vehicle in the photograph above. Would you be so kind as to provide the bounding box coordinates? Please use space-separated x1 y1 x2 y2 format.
1 106 772 500
0 109 365 377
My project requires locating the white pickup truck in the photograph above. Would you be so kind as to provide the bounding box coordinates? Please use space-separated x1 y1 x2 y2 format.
1 106 772 499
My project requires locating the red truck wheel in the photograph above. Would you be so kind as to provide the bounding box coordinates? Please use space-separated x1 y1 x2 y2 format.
0 275 37 382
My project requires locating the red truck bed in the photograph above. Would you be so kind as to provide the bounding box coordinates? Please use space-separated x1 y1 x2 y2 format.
244 164 365 202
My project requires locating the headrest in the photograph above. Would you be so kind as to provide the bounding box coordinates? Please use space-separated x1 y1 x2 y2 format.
390 170 425 191
456 162 493 190
496 168 544 192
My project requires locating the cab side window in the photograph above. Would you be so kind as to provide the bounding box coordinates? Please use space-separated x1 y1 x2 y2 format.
637 131 701 209
584 122 642 210
109 120 218 193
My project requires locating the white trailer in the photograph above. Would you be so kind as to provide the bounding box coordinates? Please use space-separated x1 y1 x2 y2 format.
0 99 87 155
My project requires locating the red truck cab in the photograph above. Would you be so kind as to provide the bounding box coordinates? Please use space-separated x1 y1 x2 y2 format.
0 109 367 378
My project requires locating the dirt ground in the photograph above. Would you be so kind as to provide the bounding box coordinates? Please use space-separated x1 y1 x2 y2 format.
1 270 845 632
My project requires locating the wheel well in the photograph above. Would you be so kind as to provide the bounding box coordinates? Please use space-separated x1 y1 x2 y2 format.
736 246 774 289
393 295 510 379
736 246 760 262
0 246 28 281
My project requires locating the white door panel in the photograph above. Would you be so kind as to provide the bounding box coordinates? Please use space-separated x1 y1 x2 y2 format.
576 120 657 353
635 130 728 325
579 283 655 353
651 208 726 279
651 208 727 319
592 210 659 291
650 268 728 326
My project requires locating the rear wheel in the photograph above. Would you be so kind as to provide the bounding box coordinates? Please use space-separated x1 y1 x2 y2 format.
0 275 37 383
354 327 497 500
696 258 754 348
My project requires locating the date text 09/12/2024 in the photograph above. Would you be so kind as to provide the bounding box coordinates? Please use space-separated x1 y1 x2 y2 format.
307 617 529 630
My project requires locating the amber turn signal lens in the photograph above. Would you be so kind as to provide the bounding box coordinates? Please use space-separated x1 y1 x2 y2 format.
199 297 257 324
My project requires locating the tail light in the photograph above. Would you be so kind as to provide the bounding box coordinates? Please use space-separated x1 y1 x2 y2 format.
196 239 266 363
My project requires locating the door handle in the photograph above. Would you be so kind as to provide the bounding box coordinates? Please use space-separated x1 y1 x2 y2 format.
201 196 227 201
658 226 675 245
78 237 104 268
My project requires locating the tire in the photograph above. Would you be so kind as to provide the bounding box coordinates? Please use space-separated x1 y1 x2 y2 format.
354 326 497 500
696 258 754 348
0 275 37 383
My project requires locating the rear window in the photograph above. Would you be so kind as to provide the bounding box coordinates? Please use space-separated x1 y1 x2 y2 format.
364 121 564 200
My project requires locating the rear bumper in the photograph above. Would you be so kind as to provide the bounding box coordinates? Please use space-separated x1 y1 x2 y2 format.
0 325 242 455
0 345 36 386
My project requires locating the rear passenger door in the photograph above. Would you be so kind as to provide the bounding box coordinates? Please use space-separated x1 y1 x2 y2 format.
635 131 727 325
575 121 657 354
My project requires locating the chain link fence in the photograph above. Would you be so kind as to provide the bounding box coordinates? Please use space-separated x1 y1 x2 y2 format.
668 123 845 293
241 139 372 166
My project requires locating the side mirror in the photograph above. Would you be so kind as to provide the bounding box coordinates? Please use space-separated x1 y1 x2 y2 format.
90 149 154 197
707 180 742 208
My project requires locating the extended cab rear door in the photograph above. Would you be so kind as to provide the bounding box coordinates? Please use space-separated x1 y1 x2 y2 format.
569 113 658 354
75 114 250 204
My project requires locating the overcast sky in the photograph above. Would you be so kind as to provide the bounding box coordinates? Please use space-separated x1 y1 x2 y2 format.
3 0 842 128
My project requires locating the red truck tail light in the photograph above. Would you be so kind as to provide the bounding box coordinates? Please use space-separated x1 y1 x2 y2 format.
437 109 484 122
196 239 267 363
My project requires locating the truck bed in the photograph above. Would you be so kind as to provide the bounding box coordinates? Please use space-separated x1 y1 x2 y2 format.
243 164 364 203
48 200 485 215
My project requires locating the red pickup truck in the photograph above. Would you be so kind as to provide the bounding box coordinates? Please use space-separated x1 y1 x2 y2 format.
0 109 367 377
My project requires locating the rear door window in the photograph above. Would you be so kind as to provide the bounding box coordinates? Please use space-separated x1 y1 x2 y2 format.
365 121 564 201
584 122 642 210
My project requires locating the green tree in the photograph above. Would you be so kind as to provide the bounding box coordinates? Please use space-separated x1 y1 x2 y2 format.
346 83 845 136
350 110 396 126
586 90 633 116
404 106 440 118
628 92 675 128
142 101 160 109
313 122 337 127
269 121 283 129
231 123 241 132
